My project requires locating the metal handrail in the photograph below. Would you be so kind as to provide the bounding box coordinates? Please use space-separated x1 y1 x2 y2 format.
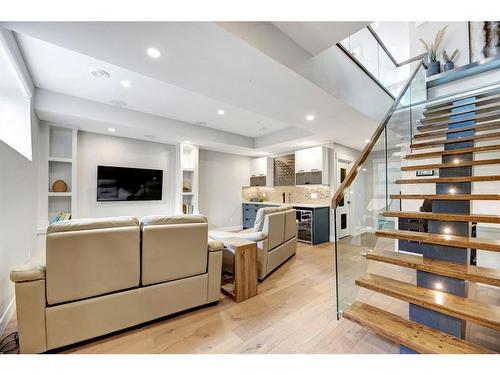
366 25 428 68
331 60 426 208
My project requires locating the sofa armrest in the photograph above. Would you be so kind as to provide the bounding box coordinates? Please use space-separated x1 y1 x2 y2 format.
10 262 46 283
208 241 224 252
237 231 268 242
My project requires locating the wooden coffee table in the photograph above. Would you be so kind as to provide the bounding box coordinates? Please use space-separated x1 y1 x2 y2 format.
220 237 258 303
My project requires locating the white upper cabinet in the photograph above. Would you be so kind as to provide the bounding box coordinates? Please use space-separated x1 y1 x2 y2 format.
249 156 273 186
250 156 267 177
295 146 329 184
295 146 325 173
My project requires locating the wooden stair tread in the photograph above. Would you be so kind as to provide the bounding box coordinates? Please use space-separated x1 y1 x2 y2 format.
382 210 500 224
417 109 500 131
375 229 500 252
424 91 500 115
356 273 500 331
401 158 500 171
421 101 500 123
405 144 500 160
343 301 495 354
411 131 500 149
395 175 500 184
390 194 500 200
366 250 500 287
414 120 500 139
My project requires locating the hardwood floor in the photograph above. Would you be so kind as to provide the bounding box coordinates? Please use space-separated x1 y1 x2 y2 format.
2 240 403 354
4 236 498 353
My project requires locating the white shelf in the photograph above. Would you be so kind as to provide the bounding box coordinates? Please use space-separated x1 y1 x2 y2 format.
182 192 194 195
49 156 73 163
48 192 72 197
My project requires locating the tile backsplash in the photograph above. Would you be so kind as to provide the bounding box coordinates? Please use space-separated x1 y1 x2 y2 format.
242 185 330 205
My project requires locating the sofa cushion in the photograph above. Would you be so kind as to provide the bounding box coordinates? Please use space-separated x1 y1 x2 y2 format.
141 214 207 226
46 223 141 305
253 205 293 231
141 216 208 286
47 216 138 234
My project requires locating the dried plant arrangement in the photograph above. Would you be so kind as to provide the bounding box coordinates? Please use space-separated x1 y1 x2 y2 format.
419 25 448 62
443 49 459 63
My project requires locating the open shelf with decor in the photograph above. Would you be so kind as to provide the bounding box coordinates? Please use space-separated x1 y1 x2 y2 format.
46 125 78 226
176 144 199 215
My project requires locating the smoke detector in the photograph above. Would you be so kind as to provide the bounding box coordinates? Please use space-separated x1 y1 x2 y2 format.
90 69 110 79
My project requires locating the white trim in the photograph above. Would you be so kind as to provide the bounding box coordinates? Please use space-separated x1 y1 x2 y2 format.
0 297 15 338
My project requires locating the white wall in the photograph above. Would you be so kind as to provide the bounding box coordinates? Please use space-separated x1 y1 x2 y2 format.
76 131 176 219
198 149 250 230
410 22 469 67
0 107 39 335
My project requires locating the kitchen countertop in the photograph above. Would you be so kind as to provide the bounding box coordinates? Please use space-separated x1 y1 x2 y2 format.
242 201 330 209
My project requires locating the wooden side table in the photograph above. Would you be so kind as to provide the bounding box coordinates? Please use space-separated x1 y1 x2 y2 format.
220 237 258 303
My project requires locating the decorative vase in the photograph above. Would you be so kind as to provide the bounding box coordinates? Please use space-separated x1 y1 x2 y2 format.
426 60 441 77
444 61 455 72
52 180 68 192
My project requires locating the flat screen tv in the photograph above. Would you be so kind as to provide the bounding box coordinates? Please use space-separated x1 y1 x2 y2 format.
97 166 163 201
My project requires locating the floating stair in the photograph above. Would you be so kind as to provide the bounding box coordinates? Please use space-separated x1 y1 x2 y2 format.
411 131 500 149
423 90 500 115
342 302 495 354
390 194 500 200
366 250 500 287
413 120 500 140
382 210 500 224
375 229 500 252
417 110 500 132
355 273 500 331
395 175 500 184
421 101 500 123
401 158 500 171
405 144 500 160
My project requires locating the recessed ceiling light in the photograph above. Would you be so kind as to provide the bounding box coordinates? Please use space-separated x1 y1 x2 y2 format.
217 109 225 115
147 47 161 59
90 69 110 79
121 80 131 88
109 100 127 107
108 128 116 132
306 114 315 121
365 139 371 143
362 168 367 172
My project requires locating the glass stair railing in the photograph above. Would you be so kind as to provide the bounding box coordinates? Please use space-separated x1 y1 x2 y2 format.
332 60 427 317
339 23 426 99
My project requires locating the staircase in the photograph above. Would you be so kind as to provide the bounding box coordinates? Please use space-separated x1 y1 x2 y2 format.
333 74 500 353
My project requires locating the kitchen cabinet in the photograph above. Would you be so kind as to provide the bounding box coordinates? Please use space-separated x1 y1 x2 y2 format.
249 156 273 186
295 146 329 185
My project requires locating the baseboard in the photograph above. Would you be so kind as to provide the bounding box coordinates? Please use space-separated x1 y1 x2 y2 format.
0 297 15 338
213 225 242 232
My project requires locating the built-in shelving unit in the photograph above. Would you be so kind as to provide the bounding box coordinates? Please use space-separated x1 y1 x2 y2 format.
175 144 199 214
46 125 78 226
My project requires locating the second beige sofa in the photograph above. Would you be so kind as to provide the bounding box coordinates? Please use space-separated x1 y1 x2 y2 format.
10 215 223 354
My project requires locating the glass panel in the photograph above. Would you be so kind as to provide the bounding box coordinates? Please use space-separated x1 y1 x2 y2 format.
334 63 427 317
370 22 412 63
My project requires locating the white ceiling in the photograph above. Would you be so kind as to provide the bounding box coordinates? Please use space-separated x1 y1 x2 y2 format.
2 21 384 156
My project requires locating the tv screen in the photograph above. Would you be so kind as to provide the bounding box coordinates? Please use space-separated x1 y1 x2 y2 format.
97 166 163 201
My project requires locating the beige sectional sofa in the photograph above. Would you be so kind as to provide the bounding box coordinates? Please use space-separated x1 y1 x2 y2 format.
209 205 298 280
10 215 223 354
